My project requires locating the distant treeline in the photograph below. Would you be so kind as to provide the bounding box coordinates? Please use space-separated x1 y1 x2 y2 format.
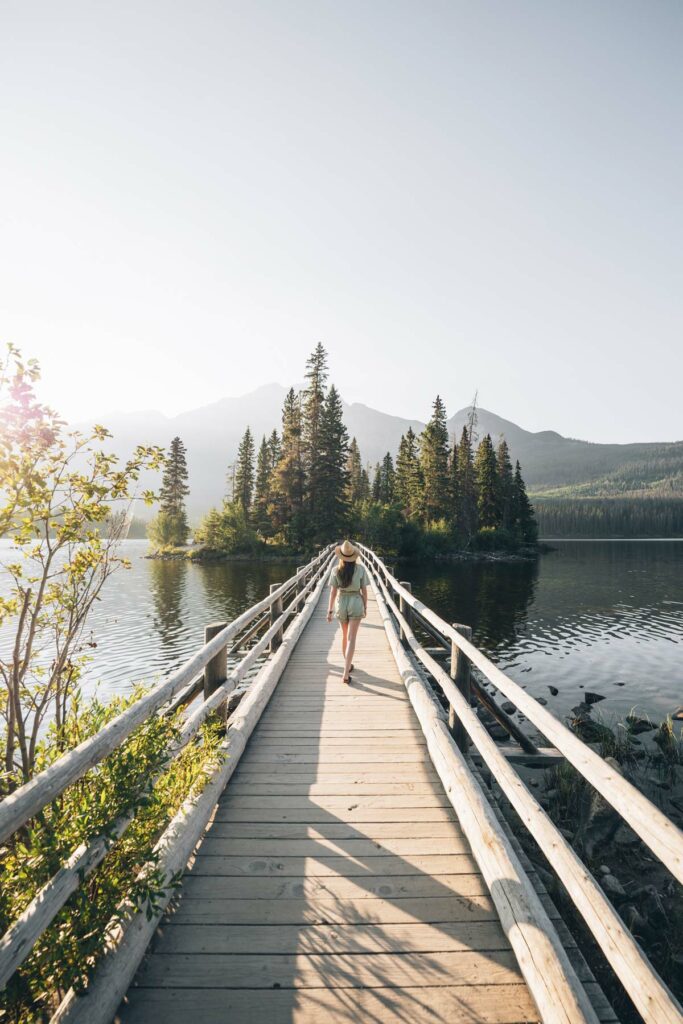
148 345 538 556
535 497 683 538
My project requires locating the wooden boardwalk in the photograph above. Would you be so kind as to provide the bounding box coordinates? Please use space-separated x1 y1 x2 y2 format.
119 586 611 1024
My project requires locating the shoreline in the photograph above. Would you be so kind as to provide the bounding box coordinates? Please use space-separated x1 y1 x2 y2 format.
145 543 548 564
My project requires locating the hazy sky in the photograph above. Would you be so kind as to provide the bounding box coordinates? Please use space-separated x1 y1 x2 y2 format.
1 1 681 442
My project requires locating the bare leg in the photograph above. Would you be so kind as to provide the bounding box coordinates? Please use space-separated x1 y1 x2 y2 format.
339 620 349 662
343 618 361 681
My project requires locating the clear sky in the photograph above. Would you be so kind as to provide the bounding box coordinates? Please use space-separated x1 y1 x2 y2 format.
1 1 681 442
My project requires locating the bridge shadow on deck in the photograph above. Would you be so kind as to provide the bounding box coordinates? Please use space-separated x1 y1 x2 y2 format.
117 593 549 1024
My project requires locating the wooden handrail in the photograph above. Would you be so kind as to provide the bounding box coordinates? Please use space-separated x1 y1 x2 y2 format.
366 560 683 1024
0 555 333 989
0 546 334 846
369 567 600 1024
359 544 683 886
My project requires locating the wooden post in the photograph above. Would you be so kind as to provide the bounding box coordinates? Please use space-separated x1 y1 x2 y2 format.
399 582 412 644
296 566 305 595
449 623 472 753
204 622 228 724
269 583 284 652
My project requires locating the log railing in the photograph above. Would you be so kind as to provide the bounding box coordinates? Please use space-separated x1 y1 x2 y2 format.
0 545 335 1016
359 544 683 1024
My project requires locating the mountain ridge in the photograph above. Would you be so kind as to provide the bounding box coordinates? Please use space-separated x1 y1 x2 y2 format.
80 386 683 517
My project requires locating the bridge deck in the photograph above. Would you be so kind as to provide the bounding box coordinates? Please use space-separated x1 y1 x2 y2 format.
119 588 609 1024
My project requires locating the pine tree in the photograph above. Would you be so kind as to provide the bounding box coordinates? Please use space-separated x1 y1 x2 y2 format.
456 426 477 542
474 433 499 529
346 437 364 505
153 435 190 546
419 396 450 523
302 343 329 529
268 429 281 472
448 440 459 531
496 439 515 531
379 452 395 504
313 384 349 540
359 466 371 500
253 435 273 537
271 388 306 545
371 463 382 501
512 460 538 543
159 436 190 517
395 427 423 519
234 426 255 516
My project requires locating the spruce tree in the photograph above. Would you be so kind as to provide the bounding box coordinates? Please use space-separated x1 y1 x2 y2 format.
234 426 255 516
154 435 190 545
456 425 477 542
253 435 273 537
271 388 306 546
419 396 450 523
512 460 538 543
474 433 499 529
313 384 349 541
496 439 515 531
395 427 423 519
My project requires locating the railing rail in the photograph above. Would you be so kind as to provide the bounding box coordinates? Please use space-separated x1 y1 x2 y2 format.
359 545 683 1024
0 545 335 996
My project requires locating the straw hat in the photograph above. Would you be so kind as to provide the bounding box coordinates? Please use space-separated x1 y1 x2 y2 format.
335 539 360 562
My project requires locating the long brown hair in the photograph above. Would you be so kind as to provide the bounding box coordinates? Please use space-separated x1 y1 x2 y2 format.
337 558 356 588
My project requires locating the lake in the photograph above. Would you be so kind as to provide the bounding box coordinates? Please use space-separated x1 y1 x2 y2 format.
1 540 681 724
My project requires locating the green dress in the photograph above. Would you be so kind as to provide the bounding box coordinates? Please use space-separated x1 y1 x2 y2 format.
330 562 369 622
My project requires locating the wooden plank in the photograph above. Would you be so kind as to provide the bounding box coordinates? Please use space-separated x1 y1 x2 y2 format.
179 872 491 900
168 894 496 925
150 920 513 956
229 767 441 782
120 984 541 1024
204 821 463 839
225 781 444 795
217 794 450 809
238 751 432 763
205 819 464 835
210 807 459 823
132 949 525 989
196 836 469 857
186 854 477 877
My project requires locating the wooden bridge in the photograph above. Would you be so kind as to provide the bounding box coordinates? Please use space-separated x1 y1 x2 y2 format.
1 546 682 1023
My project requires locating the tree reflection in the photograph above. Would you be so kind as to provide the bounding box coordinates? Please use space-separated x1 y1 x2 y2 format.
404 557 539 657
149 559 188 652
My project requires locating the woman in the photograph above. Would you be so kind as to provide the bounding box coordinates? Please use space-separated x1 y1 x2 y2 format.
327 540 369 684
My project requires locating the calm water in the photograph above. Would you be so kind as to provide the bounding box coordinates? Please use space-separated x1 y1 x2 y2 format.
1 540 681 722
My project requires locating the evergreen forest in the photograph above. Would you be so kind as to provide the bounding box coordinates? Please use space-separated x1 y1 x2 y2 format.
152 346 538 557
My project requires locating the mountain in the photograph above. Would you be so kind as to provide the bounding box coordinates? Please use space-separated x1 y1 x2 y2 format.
83 387 683 519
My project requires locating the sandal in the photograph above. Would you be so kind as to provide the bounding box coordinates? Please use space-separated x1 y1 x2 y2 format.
342 675 351 685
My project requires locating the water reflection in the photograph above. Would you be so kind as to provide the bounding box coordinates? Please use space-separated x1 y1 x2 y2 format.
149 559 189 653
403 557 540 655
